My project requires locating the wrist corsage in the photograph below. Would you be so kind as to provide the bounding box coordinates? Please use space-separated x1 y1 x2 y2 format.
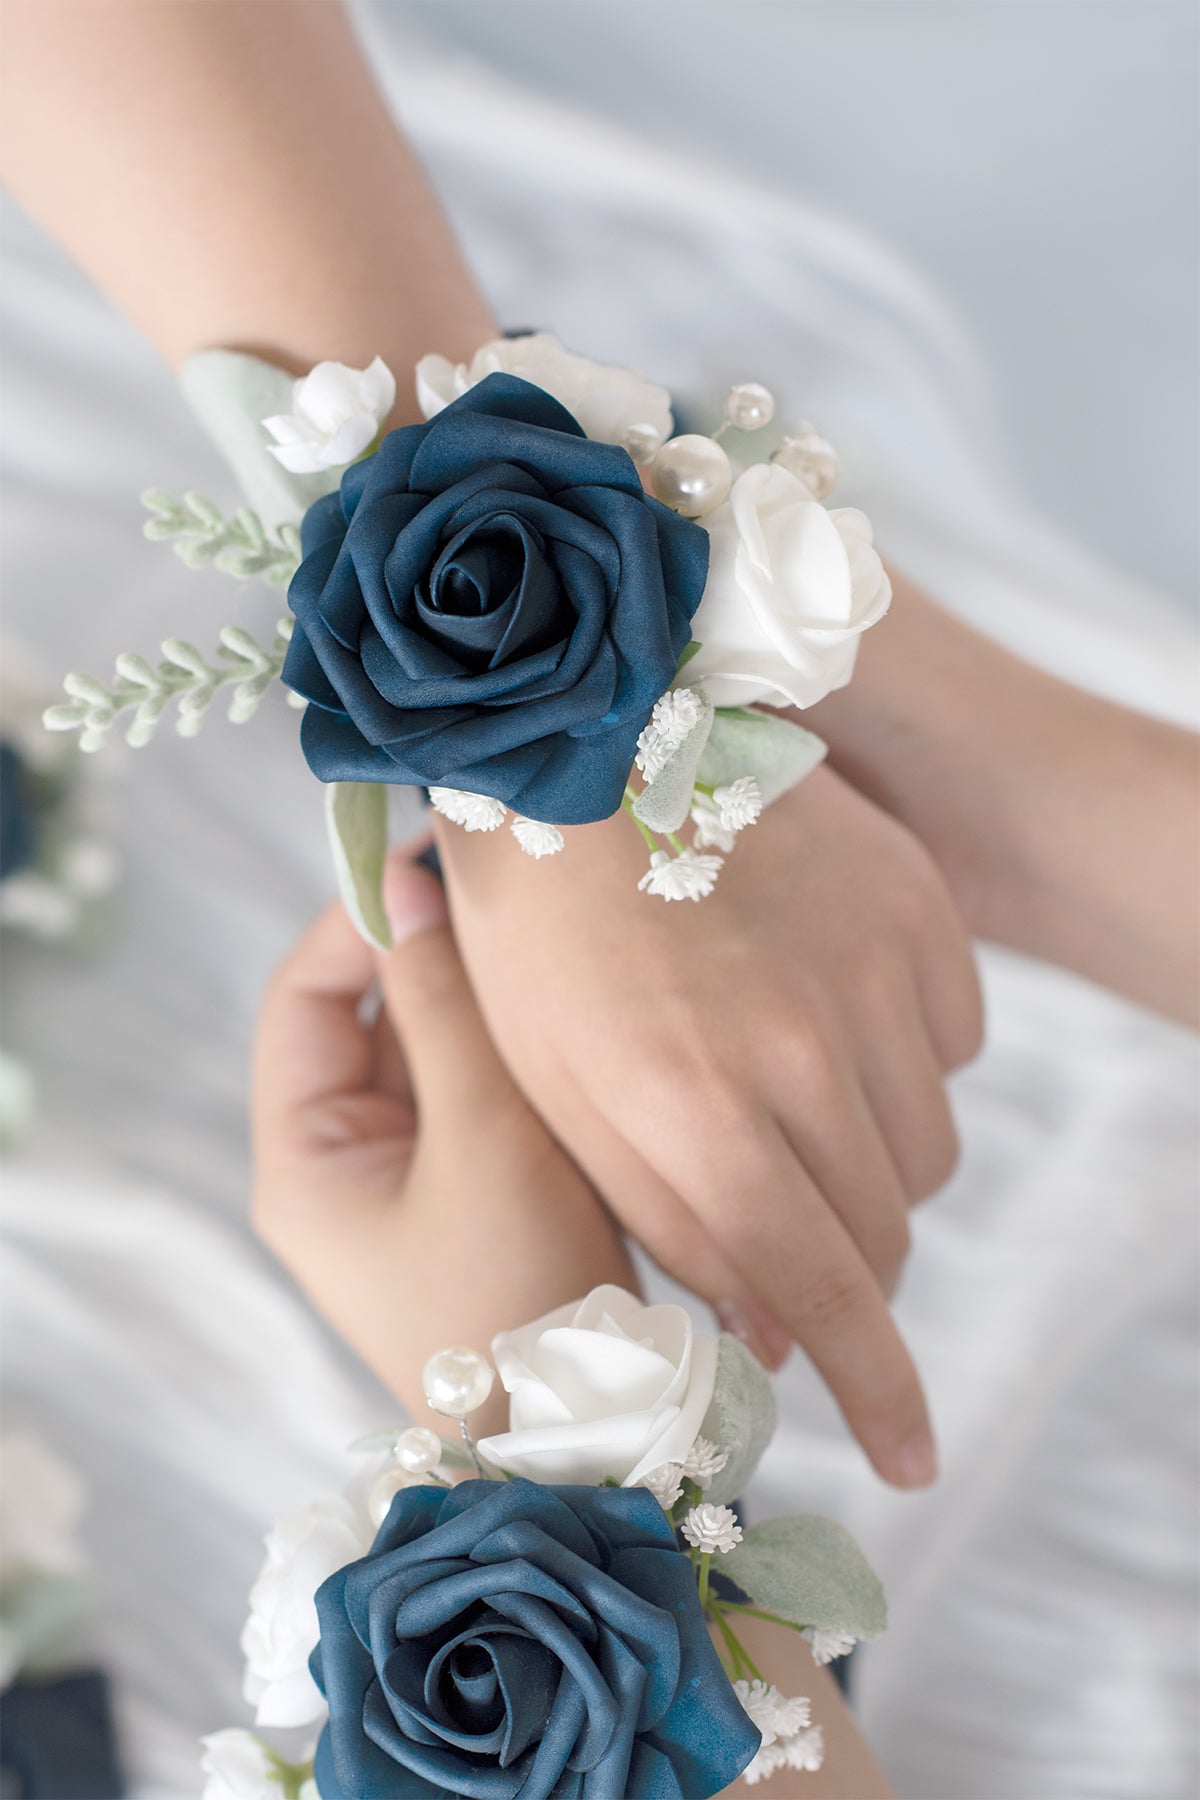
46 333 889 941
207 1286 885 1799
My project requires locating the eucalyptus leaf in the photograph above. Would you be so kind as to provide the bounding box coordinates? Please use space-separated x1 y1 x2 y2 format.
700 1333 778 1507
326 782 392 951
632 690 715 833
179 349 341 530
699 710 827 807
722 1514 887 1639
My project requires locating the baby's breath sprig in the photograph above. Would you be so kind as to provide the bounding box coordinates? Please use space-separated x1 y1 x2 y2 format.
42 619 297 753
141 490 301 588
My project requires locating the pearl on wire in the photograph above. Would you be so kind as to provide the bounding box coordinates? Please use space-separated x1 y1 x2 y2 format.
393 1426 444 1476
421 1346 495 1419
771 425 840 500
650 435 732 518
621 421 666 464
368 1465 417 1529
723 382 775 432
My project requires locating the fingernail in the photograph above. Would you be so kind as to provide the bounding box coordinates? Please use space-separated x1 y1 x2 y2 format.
716 1297 793 1371
382 848 450 946
889 1429 939 1490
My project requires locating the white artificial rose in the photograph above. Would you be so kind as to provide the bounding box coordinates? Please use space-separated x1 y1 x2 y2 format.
263 357 395 473
415 333 672 455
200 1729 317 1800
686 463 891 709
240 1495 372 1728
476 1285 718 1487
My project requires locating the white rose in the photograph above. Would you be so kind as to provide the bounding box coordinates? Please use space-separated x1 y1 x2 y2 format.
240 1495 372 1728
262 357 395 473
415 333 672 456
686 463 891 709
200 1729 317 1800
476 1285 718 1487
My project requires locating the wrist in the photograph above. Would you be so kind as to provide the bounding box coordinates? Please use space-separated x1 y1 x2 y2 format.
800 570 1049 938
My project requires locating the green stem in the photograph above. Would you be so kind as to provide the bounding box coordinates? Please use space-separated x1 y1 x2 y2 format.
697 1552 712 1615
720 1602 811 1635
717 1612 765 1684
715 1611 747 1680
622 794 661 855
666 832 687 855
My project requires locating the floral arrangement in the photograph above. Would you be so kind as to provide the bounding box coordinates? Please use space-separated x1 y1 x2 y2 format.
44 334 889 939
203 1287 885 1799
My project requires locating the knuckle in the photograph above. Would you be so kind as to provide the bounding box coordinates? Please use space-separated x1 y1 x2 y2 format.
906 1115 961 1202
799 1263 868 1335
873 1207 912 1285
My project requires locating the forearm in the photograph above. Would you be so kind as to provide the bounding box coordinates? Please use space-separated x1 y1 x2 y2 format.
0 0 494 395
807 574 1200 1026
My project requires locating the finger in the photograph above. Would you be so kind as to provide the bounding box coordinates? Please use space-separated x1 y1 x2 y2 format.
253 901 381 1159
723 1138 936 1487
909 882 985 1072
639 1108 937 1487
769 1031 912 1294
532 1076 795 1371
856 978 961 1202
376 847 515 1121
370 998 414 1105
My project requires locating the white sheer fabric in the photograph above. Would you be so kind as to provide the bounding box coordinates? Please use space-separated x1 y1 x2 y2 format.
1 25 1196 1799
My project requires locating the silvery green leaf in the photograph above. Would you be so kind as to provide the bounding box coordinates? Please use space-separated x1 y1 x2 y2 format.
179 348 340 529
700 1333 778 1507
632 690 715 833
722 1514 887 1639
699 710 827 807
326 781 392 951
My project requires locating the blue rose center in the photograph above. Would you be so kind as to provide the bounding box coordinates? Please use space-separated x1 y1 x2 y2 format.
416 510 565 674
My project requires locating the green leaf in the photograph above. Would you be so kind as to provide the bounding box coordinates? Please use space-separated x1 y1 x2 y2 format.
701 1333 778 1507
325 782 392 951
675 639 703 672
699 711 827 806
722 1514 887 1639
179 348 341 529
632 690 715 833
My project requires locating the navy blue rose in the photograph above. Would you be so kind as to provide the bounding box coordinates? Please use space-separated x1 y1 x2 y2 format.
310 1478 760 1800
283 375 708 825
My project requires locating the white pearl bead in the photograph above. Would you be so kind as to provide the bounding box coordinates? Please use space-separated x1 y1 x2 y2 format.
650 435 732 518
771 426 839 500
621 421 665 464
394 1426 444 1475
724 382 775 432
421 1346 495 1419
368 1465 416 1528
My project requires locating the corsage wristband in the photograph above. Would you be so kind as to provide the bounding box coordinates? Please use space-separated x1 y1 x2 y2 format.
206 1285 885 1799
45 333 890 939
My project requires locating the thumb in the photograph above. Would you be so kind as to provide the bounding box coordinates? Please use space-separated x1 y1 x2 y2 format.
376 846 514 1120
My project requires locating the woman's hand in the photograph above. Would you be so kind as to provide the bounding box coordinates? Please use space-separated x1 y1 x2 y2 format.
436 765 983 1489
251 847 634 1435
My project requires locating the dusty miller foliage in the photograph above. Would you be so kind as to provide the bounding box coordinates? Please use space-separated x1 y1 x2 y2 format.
43 493 303 752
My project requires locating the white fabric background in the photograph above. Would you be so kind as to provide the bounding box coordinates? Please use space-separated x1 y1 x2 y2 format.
2 10 1197 1798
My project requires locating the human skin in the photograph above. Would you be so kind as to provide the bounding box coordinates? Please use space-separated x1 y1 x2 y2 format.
805 570 1200 1030
252 855 893 1799
2 0 987 1490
